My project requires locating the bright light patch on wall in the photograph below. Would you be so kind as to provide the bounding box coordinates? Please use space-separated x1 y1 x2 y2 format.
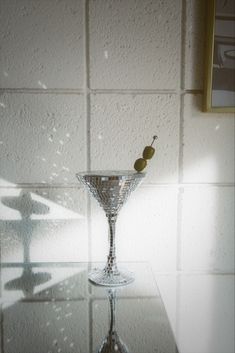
90 185 178 272
0 169 87 264
180 185 226 271
0 189 22 220
0 178 17 187
184 156 218 183
38 80 47 89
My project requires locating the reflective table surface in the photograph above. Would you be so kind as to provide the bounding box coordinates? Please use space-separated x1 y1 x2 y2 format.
0 263 179 353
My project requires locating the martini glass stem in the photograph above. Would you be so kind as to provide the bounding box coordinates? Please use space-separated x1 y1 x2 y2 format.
105 213 118 274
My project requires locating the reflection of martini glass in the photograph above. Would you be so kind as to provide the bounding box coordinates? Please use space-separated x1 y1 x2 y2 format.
76 171 145 286
96 289 129 353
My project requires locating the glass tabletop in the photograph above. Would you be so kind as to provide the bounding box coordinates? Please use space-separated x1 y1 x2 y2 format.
0 262 179 353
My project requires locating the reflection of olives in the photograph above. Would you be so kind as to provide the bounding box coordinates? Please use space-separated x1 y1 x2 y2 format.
134 158 147 172
143 146 155 159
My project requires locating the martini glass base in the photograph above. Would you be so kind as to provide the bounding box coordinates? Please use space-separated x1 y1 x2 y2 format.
88 267 134 287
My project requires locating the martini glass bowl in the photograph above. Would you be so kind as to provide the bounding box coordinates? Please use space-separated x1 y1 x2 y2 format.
76 170 145 286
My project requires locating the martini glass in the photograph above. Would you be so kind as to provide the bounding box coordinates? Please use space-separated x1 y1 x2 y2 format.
76 170 145 286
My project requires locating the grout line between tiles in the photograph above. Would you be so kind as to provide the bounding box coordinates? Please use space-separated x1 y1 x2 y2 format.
86 95 91 172
176 187 184 272
89 296 161 303
90 89 203 94
1 296 161 307
176 95 184 275
180 0 186 91
0 237 1 299
1 298 88 304
84 0 90 172
0 182 234 189
178 94 185 184
84 0 92 266
91 89 177 94
0 88 85 94
1 263 234 275
88 297 93 353
85 94 92 265
0 305 3 353
0 88 202 95
87 195 92 264
176 0 186 275
175 272 181 349
0 261 146 268
178 0 186 185
175 96 184 274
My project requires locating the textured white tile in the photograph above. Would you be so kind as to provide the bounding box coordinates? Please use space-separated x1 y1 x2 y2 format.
1 266 88 302
0 188 88 263
3 301 89 353
91 185 178 272
90 94 180 183
181 186 234 272
0 93 86 185
89 0 181 89
183 95 235 183
92 298 177 353
184 0 205 89
0 0 84 89
175 275 234 353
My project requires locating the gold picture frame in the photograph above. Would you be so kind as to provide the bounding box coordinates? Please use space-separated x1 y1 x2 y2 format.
203 0 235 112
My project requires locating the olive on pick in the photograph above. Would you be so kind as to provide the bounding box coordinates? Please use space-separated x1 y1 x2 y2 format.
134 158 147 172
143 135 158 159
134 135 158 172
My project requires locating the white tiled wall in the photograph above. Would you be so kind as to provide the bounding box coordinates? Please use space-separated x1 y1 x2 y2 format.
0 0 84 89
0 93 86 184
181 186 234 272
0 188 88 263
90 94 180 183
184 0 205 89
89 0 181 89
0 0 234 275
183 95 234 183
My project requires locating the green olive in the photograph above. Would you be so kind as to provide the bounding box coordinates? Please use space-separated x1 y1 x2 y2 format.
143 146 155 159
134 158 147 172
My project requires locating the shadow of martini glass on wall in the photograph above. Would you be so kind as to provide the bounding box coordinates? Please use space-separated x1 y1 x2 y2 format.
96 288 129 353
2 190 51 297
